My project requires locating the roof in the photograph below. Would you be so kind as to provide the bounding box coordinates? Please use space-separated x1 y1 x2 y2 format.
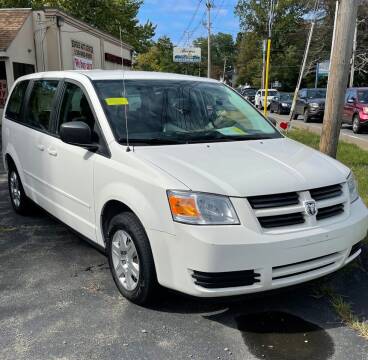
0 8 31 51
20 70 219 82
77 70 219 82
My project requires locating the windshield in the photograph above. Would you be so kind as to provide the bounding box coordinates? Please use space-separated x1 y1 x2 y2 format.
357 90 368 103
94 80 281 145
261 90 278 97
306 89 326 99
242 88 256 96
279 93 292 101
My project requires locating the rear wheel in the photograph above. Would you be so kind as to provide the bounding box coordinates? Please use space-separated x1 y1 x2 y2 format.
8 166 32 215
106 212 158 305
352 115 361 134
292 111 298 120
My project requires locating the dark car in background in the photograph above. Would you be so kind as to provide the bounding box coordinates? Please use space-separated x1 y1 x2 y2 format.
270 92 292 114
241 87 257 105
342 87 368 133
292 88 326 122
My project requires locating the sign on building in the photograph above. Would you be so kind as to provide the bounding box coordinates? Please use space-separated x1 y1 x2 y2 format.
72 40 93 70
173 47 201 63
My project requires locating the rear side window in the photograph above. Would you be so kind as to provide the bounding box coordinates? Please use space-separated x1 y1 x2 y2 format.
5 80 29 121
24 80 59 131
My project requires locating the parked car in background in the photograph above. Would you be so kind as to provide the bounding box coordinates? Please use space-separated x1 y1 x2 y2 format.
342 87 368 134
293 88 326 122
241 87 257 105
270 92 292 114
255 89 279 109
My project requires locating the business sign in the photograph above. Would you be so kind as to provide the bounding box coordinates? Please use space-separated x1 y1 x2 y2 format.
0 80 7 108
72 40 93 70
73 56 93 70
173 47 201 63
317 60 330 76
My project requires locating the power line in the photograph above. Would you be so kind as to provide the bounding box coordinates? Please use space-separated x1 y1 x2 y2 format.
177 0 204 46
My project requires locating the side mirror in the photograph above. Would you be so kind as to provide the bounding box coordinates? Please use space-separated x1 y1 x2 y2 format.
347 97 355 104
273 97 279 101
60 121 98 151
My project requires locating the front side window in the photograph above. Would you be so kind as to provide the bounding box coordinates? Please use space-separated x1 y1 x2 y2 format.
58 82 96 134
306 89 326 99
5 80 29 121
94 80 281 145
25 80 59 131
357 90 368 103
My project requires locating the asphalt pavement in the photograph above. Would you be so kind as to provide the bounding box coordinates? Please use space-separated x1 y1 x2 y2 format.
1 145 368 360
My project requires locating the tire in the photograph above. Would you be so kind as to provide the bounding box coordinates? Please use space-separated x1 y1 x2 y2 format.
8 165 33 215
270 107 274 113
106 212 158 305
277 105 281 115
292 112 298 120
303 108 310 123
352 115 361 134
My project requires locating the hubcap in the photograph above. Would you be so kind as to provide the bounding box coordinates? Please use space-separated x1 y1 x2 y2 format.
10 171 21 208
111 230 140 291
353 119 359 132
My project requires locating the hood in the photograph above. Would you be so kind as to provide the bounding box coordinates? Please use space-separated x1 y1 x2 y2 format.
135 138 349 197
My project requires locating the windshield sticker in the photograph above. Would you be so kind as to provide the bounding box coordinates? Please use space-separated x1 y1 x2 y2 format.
105 97 129 106
216 127 247 135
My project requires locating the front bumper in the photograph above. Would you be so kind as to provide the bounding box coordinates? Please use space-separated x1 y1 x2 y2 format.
148 198 368 297
308 107 324 118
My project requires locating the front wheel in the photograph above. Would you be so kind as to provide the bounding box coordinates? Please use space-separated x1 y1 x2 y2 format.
107 212 158 305
303 108 310 123
8 167 33 215
352 115 361 134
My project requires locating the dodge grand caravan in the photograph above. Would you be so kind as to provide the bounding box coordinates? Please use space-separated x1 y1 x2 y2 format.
2 71 368 304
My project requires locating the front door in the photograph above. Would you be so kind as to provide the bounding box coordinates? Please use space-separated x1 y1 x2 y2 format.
42 81 97 240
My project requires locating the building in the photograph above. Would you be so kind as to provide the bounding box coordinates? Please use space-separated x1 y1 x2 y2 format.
0 8 133 119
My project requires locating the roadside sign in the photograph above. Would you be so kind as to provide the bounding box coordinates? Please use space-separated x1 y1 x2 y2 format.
318 60 330 76
173 47 201 63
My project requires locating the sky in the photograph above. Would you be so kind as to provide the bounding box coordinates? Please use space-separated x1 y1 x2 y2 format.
137 0 240 46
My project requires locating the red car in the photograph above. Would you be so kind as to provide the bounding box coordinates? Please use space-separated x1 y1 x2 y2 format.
342 87 368 133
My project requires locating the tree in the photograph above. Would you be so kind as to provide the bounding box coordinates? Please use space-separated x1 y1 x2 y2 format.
235 0 314 90
134 36 182 73
193 33 236 80
0 0 155 52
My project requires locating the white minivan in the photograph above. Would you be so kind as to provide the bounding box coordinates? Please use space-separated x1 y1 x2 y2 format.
2 71 368 304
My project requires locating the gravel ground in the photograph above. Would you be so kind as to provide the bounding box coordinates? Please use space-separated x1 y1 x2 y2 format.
1 141 368 360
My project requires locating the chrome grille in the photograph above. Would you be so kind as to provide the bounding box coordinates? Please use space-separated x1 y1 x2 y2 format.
250 183 346 230
310 184 342 201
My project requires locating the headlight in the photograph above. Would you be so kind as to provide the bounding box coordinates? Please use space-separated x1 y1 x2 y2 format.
281 103 288 107
362 107 368 114
309 103 319 108
347 172 359 203
167 190 240 225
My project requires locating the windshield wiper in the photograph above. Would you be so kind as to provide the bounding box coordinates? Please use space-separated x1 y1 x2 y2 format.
117 137 187 145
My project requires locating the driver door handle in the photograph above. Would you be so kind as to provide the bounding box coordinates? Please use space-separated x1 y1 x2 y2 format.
48 148 58 157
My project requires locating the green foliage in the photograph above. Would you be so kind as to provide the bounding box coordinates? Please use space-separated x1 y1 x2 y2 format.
0 0 155 52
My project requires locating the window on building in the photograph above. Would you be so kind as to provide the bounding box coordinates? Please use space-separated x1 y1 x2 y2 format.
0 61 7 108
13 62 35 81
24 80 59 131
5 80 29 121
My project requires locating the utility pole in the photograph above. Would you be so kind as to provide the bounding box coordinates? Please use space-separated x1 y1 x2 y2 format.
320 0 358 157
206 0 212 78
222 56 227 82
349 19 358 87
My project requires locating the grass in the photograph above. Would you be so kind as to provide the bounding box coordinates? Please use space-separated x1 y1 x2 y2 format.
317 285 368 340
287 129 368 206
